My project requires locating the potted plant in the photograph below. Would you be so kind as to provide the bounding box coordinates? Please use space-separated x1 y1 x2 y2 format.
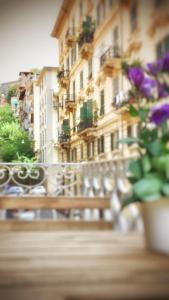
120 52 169 254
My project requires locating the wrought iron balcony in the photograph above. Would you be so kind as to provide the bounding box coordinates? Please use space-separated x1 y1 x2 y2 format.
65 27 77 47
59 133 70 148
78 33 94 60
57 70 69 89
100 46 121 76
77 120 97 141
62 94 76 112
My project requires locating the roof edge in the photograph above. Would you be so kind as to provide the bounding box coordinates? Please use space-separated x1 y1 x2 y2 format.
51 0 75 38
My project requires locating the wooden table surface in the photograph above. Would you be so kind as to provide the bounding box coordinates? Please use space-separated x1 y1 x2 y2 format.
0 231 169 300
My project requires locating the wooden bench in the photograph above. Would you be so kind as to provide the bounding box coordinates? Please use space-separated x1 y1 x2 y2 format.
0 196 113 231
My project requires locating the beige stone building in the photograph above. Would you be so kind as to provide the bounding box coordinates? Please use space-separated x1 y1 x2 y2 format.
51 0 169 162
36 67 59 163
18 72 37 138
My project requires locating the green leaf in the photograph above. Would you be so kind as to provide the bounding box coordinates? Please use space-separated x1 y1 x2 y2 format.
122 194 140 208
152 155 169 173
133 177 163 200
165 157 169 180
118 137 140 145
129 104 139 117
162 183 169 196
141 155 151 174
147 140 163 156
142 194 161 201
129 159 142 179
139 108 149 122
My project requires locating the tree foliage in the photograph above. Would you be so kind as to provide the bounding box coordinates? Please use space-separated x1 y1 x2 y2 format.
0 105 35 162
6 85 18 102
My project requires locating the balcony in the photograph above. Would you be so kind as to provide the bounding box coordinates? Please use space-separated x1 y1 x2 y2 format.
59 133 70 149
63 94 76 112
78 33 94 60
100 46 121 77
65 27 77 48
53 100 61 110
78 16 95 60
77 120 97 141
57 70 69 89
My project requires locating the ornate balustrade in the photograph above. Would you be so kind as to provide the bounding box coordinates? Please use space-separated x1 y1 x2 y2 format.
0 159 142 231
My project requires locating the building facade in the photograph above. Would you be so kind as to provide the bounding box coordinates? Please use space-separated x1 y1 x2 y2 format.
36 67 59 163
51 0 169 162
18 72 36 136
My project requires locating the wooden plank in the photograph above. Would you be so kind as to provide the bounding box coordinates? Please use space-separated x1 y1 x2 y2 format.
0 232 169 299
0 220 113 231
0 196 110 209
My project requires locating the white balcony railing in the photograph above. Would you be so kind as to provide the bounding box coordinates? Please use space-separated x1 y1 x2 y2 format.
0 160 143 231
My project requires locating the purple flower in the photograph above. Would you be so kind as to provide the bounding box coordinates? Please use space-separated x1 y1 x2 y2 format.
151 103 169 125
140 77 157 99
147 59 163 76
128 67 144 88
162 53 169 72
158 83 169 98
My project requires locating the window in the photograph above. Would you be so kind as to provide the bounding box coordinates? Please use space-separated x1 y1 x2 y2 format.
81 143 84 159
87 141 95 158
80 71 84 89
71 148 77 162
113 77 119 95
130 2 137 32
71 47 76 66
73 112 76 133
66 56 69 71
71 48 74 67
110 131 118 151
100 90 105 116
100 135 104 153
113 26 119 55
73 80 76 97
91 140 95 157
87 142 90 158
88 58 93 79
156 35 169 59
112 77 119 104
127 125 132 137
98 135 104 154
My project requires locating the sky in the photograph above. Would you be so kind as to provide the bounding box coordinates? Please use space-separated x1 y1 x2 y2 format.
0 0 62 84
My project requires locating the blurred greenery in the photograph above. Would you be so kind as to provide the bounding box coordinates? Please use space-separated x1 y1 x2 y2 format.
0 105 35 162
6 85 18 102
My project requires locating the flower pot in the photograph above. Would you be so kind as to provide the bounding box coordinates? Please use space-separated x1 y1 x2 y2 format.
142 199 169 255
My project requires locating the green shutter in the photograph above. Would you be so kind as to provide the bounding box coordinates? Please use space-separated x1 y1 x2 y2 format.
86 100 93 121
62 119 70 134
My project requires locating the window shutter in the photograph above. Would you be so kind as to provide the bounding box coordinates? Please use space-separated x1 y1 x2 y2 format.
62 119 70 134
100 90 104 115
86 100 93 123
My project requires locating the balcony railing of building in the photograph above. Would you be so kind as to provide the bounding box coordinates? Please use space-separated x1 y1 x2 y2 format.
99 46 121 77
77 119 94 133
65 27 77 47
57 70 70 89
59 133 70 148
100 46 121 66
78 16 95 59
62 94 76 112
0 160 142 232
